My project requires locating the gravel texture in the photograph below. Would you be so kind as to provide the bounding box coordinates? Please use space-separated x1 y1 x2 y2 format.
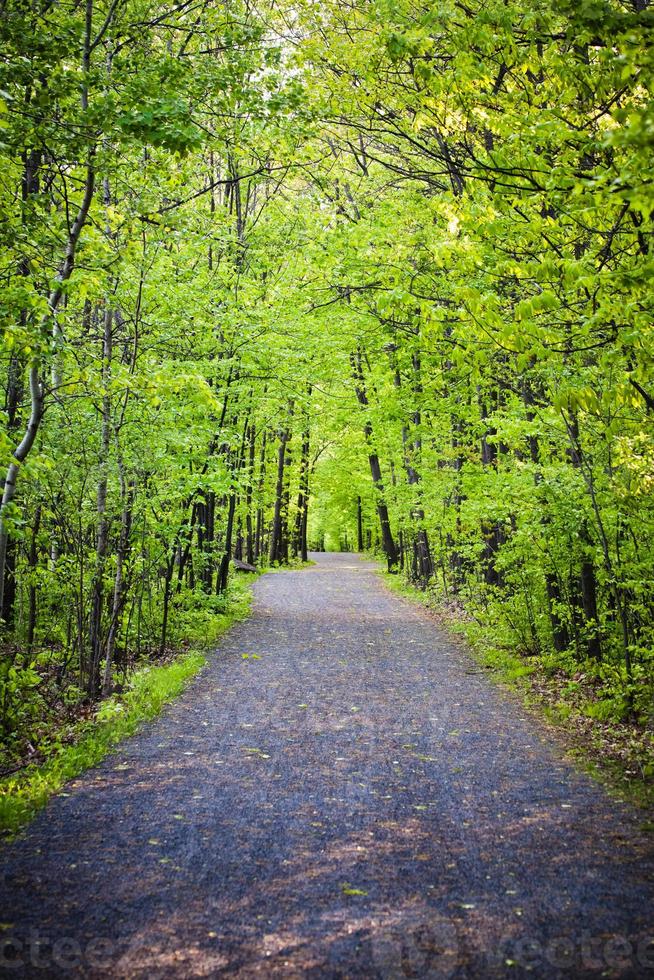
1 552 654 979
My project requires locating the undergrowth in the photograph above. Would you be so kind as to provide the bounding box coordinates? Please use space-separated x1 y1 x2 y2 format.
0 576 253 838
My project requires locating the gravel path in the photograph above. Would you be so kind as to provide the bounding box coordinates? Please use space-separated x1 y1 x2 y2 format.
2 552 654 979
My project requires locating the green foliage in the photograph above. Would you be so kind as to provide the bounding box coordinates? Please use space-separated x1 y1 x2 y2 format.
0 0 652 801
0 575 252 836
0 653 204 836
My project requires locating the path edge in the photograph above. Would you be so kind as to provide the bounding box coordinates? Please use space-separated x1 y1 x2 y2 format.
375 563 654 820
0 576 258 841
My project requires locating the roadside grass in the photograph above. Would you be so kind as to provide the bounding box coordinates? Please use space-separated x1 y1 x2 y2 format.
380 569 654 815
0 576 254 839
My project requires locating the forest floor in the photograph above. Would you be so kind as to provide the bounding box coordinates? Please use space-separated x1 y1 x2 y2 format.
1 552 654 979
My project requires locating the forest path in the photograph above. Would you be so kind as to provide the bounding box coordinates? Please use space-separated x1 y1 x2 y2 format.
2 553 654 979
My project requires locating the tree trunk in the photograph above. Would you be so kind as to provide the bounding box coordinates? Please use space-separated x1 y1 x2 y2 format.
357 496 364 552
245 422 256 565
26 504 42 651
566 413 602 660
351 351 398 570
523 377 570 653
293 428 310 561
0 152 95 618
255 430 267 561
102 476 134 696
269 433 287 564
269 404 293 564
88 302 113 695
0 120 95 609
160 555 175 657
394 347 432 587
480 390 502 587
218 406 250 593
216 491 237 594
1 142 43 627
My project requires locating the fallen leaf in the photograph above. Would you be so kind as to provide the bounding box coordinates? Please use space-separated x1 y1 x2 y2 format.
341 883 368 897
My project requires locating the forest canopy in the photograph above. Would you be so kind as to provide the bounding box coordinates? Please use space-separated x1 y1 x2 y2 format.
1 0 653 764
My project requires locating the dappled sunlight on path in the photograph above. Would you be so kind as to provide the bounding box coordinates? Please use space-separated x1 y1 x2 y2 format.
2 553 653 978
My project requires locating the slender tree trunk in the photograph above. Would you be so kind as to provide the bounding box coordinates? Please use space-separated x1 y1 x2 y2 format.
357 496 364 553
1 357 22 628
26 504 42 651
1 139 43 627
102 475 134 696
293 428 310 561
198 491 215 592
522 378 570 652
269 433 287 564
0 365 45 622
160 555 175 657
480 390 502 587
280 430 292 564
566 413 602 660
0 0 96 615
88 302 113 695
255 430 267 561
217 406 250 593
176 501 198 594
392 347 432 586
351 351 398 570
217 492 237 594
245 422 256 565
0 160 95 618
269 404 293 564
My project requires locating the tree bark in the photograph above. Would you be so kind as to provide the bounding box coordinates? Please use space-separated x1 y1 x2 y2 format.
293 428 310 562
26 504 42 651
566 413 602 660
351 351 398 570
245 421 256 565
88 302 113 695
0 160 95 619
269 403 293 564
102 474 134 696
392 346 432 586
357 496 364 552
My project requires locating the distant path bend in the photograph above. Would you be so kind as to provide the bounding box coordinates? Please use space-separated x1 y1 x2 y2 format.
2 552 653 978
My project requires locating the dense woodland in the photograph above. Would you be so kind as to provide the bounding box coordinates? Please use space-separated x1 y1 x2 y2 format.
1 0 653 767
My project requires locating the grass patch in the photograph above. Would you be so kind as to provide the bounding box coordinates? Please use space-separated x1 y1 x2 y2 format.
0 577 254 839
